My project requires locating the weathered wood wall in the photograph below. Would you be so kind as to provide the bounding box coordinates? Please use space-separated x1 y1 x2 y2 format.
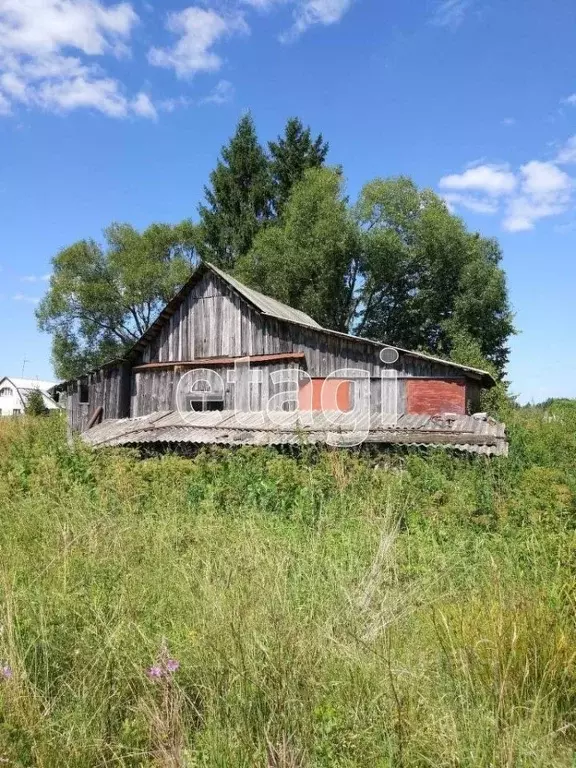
130 362 303 417
63 363 130 433
62 269 483 431
133 271 473 418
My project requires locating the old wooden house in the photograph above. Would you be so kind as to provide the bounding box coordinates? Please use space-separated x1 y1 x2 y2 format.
51 262 507 455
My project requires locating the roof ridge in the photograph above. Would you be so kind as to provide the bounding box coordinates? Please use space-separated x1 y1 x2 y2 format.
205 262 322 329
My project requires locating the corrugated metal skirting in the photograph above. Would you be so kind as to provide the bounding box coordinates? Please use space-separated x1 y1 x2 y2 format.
83 410 508 456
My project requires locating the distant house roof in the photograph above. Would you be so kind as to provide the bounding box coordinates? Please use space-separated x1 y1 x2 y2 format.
83 410 508 456
5 377 57 392
0 376 59 410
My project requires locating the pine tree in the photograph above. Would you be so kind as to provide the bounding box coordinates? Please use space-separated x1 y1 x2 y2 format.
269 117 329 216
198 114 272 269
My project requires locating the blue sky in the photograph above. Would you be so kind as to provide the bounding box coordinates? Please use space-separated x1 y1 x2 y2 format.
0 0 575 403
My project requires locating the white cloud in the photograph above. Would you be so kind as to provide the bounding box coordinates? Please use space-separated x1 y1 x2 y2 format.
431 0 474 29
561 93 576 107
13 293 40 304
0 0 137 57
242 0 284 7
157 95 193 112
21 274 50 283
149 7 248 78
201 78 234 105
556 135 576 165
440 158 574 233
503 161 573 232
240 0 352 40
519 160 571 200
502 117 515 127
37 70 130 116
442 192 499 215
0 89 10 114
439 163 517 196
281 0 352 40
130 91 157 119
0 0 157 119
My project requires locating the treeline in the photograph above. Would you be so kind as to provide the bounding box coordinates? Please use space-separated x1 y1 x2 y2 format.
37 115 514 381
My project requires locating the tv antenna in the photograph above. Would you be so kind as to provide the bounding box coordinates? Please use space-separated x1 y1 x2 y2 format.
21 357 30 377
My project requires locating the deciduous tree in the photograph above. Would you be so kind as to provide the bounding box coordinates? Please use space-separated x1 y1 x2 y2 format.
239 172 514 374
37 221 197 379
237 167 357 331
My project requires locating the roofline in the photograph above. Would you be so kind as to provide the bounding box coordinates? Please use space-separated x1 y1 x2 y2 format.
206 261 322 329
0 377 25 409
252 317 495 387
50 261 496 390
50 358 125 393
1 376 60 409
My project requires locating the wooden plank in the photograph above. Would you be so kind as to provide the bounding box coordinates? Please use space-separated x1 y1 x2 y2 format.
132 353 306 371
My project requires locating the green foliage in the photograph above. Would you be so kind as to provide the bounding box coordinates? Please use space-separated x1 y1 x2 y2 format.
23 389 49 417
237 167 357 330
37 114 514 383
0 406 575 765
355 177 514 373
238 172 514 375
447 325 513 416
269 117 329 216
37 220 198 379
198 113 273 269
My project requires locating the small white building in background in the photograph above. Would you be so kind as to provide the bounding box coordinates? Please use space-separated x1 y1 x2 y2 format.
0 377 59 416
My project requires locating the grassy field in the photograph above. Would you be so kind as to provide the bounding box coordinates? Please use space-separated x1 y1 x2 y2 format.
0 403 575 767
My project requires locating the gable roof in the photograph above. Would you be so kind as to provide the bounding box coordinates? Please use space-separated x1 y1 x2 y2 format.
128 261 321 360
2 377 57 392
54 261 496 389
204 265 494 386
0 376 59 409
208 263 322 329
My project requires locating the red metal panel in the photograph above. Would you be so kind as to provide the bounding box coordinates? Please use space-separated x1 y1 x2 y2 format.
299 379 352 412
406 379 466 415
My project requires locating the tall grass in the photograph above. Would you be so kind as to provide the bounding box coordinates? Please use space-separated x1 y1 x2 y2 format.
0 403 575 766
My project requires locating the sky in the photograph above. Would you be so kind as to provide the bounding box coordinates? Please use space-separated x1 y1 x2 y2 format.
0 0 575 404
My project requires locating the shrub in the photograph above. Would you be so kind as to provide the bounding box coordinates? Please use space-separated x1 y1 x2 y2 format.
23 388 49 417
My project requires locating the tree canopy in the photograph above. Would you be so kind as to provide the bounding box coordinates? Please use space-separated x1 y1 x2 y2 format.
198 114 272 269
239 170 514 373
24 389 49 417
38 114 515 381
268 117 329 216
37 221 197 379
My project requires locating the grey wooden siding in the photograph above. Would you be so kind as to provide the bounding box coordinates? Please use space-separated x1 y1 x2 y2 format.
133 271 470 418
131 362 303 417
63 364 129 433
63 269 481 432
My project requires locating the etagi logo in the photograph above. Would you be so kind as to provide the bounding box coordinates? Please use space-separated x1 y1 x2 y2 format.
175 348 400 447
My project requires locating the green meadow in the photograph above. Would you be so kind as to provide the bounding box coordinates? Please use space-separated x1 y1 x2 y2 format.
0 403 575 766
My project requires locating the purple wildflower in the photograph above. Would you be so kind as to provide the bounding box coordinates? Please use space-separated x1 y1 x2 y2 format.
147 665 163 680
1 665 12 680
165 659 180 674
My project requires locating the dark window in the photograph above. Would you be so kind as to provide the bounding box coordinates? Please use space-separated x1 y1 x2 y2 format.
187 393 224 412
79 383 89 404
0 387 13 397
